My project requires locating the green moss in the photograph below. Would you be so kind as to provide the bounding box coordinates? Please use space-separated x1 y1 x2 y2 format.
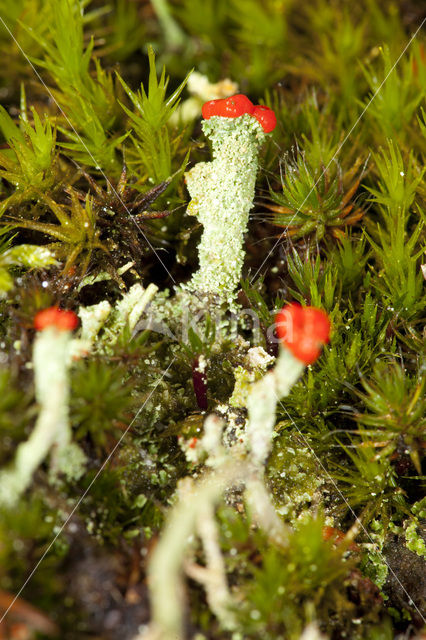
70 358 136 449
405 520 426 558
268 431 324 520
0 496 66 607
219 512 363 640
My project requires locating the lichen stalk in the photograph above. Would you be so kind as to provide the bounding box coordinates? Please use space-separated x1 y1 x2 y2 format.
245 476 291 548
77 282 158 354
187 502 236 630
0 328 75 506
246 347 305 469
140 437 292 640
139 464 246 640
184 115 265 305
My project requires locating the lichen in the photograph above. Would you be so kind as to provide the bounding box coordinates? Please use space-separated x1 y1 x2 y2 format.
0 326 83 506
184 115 266 306
230 346 275 408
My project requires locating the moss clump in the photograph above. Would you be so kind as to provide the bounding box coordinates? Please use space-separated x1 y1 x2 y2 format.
268 431 324 519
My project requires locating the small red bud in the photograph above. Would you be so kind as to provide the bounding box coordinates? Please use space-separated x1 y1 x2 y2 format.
189 437 198 449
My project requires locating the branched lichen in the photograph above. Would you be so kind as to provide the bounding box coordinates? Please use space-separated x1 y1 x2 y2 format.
77 282 158 354
140 305 332 638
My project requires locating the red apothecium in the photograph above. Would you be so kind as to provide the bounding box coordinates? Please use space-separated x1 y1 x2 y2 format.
201 94 277 133
251 105 277 133
275 303 331 365
201 99 223 119
221 94 255 117
34 306 79 332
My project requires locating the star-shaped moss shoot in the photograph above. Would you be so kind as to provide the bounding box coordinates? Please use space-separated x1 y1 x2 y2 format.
184 95 276 307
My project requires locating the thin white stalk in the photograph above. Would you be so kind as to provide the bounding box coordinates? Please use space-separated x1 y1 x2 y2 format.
246 347 305 468
194 502 237 630
0 328 72 506
245 476 291 548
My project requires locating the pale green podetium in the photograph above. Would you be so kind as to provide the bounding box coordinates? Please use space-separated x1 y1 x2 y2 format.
184 114 266 306
0 325 86 506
